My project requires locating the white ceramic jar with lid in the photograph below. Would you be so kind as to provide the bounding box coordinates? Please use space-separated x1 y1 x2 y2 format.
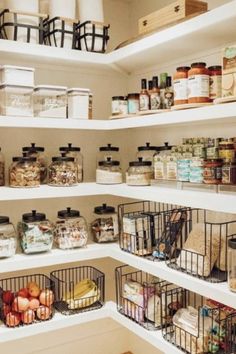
34 85 67 118
0 216 16 258
91 203 119 243
0 65 35 87
67 88 90 119
126 158 153 186
59 143 83 182
54 207 88 250
96 158 122 184
0 84 33 116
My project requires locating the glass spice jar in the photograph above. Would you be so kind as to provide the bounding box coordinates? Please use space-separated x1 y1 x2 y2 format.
48 153 77 186
91 203 119 243
127 93 139 114
222 160 236 185
188 62 210 103
203 159 223 184
22 143 47 184
54 207 88 249
228 238 236 293
208 65 222 101
219 140 235 162
9 153 40 188
96 158 122 184
0 147 5 186
0 216 16 258
18 210 54 254
59 143 83 182
126 158 153 186
112 96 128 116
173 66 190 105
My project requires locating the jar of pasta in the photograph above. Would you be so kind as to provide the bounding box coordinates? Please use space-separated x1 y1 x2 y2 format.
9 153 40 188
22 143 47 184
91 203 118 243
59 143 83 182
48 153 77 186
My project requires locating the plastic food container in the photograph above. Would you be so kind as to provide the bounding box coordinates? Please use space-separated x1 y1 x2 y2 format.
48 153 77 186
34 85 67 118
9 154 40 188
54 207 88 249
0 216 16 258
97 144 120 166
126 158 153 186
228 238 236 292
17 210 54 254
0 148 5 186
22 143 47 184
0 65 35 86
0 84 33 116
67 88 91 119
91 203 118 243
59 143 83 182
96 158 122 184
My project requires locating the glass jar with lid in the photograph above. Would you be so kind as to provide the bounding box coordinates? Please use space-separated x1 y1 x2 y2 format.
91 203 118 243
17 210 54 254
219 140 235 162
153 142 173 180
136 142 158 164
228 238 236 292
96 158 122 184
22 143 47 184
97 144 120 166
9 153 40 188
0 216 16 258
126 157 153 186
59 143 83 183
188 62 210 103
33 85 67 118
48 153 77 186
54 207 88 249
0 147 5 186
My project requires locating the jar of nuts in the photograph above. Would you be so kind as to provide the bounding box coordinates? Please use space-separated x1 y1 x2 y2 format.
9 153 40 188
22 143 47 184
48 153 77 186
59 143 83 182
0 148 5 186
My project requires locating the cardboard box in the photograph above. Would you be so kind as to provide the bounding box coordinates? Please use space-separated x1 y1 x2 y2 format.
222 45 236 97
138 0 208 35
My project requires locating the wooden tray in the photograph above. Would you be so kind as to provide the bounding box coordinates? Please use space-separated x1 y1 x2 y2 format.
214 96 236 104
109 109 169 120
171 102 212 111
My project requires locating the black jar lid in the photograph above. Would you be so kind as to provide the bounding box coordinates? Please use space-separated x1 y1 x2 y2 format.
208 65 222 71
129 157 152 167
58 207 80 218
0 216 10 224
59 143 81 152
52 153 74 162
127 93 139 98
158 142 173 151
138 142 159 151
94 203 115 214
98 157 120 166
176 66 191 71
99 144 119 152
228 238 236 249
191 62 207 68
22 143 44 153
112 96 125 100
12 153 37 162
22 210 46 222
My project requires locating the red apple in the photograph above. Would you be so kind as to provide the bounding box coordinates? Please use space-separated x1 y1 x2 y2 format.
36 305 52 320
27 282 40 298
21 309 35 324
28 297 40 311
12 296 29 313
2 303 11 318
2 290 14 304
39 289 54 307
18 288 29 298
5 311 21 327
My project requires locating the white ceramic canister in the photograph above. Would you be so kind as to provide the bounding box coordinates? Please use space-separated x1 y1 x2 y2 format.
5 0 39 43
67 88 90 119
77 0 104 23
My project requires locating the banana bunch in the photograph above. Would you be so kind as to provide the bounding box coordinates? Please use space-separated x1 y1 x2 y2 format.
63 279 101 310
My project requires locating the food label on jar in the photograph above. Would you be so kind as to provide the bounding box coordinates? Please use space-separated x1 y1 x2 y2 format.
112 100 121 115
120 101 128 115
139 94 149 111
128 100 139 114
166 161 177 180
188 75 209 98
163 90 174 109
209 76 222 99
174 78 188 100
203 167 222 182
219 149 235 161
154 161 165 179
222 166 231 184
150 93 161 110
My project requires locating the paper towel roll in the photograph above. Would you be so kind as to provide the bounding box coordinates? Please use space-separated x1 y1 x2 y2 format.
49 0 76 19
78 0 104 23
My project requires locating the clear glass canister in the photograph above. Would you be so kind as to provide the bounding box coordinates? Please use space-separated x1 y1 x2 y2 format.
136 142 158 163
54 207 88 249
0 147 5 186
96 158 122 184
126 158 153 186
48 153 77 186
228 238 236 292
22 143 47 184
0 216 16 258
91 203 118 243
9 154 40 188
97 144 120 166
17 210 54 254
0 84 33 116
59 143 83 182
34 85 67 118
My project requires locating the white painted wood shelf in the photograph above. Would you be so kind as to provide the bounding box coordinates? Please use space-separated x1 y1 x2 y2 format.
1 102 235 130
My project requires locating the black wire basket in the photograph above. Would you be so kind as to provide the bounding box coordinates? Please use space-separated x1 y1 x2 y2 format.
0 274 55 328
115 264 182 331
0 9 47 43
167 209 236 283
75 21 110 53
50 266 105 316
161 288 236 354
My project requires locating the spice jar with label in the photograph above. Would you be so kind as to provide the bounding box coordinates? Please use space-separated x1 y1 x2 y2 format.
96 158 122 184
219 140 235 162
208 65 222 101
163 76 174 109
59 143 83 182
9 153 40 188
18 210 54 254
203 159 223 184
54 207 88 249
188 62 210 103
150 76 161 110
91 203 118 243
97 144 120 166
22 143 47 184
139 79 149 111
127 93 139 114
34 85 67 118
173 66 190 105
0 216 16 258
111 96 128 116
222 160 236 185
0 148 5 186
48 153 77 186
126 158 153 186
153 142 173 180
228 238 236 292
136 142 158 164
